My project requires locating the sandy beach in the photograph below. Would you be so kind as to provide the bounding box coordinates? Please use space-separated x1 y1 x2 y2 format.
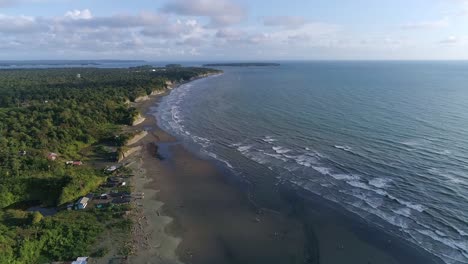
120 78 444 264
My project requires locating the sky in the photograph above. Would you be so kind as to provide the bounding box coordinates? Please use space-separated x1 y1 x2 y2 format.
0 0 467 60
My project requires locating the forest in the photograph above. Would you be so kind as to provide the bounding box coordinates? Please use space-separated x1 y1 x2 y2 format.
0 66 220 263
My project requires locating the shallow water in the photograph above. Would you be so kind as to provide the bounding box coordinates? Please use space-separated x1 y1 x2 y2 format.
157 61 468 264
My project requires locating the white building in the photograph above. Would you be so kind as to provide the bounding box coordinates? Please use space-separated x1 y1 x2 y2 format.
76 197 89 210
72 257 88 264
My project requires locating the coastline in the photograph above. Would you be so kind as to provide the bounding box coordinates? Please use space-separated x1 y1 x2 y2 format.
122 77 309 263
124 86 182 263
122 75 444 264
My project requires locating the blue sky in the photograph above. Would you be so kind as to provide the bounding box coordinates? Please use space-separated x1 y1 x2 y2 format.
0 0 467 60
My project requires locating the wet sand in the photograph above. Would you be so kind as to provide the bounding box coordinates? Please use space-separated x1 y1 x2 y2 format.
126 81 444 264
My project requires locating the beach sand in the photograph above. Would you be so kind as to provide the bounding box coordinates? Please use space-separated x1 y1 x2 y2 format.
122 81 443 264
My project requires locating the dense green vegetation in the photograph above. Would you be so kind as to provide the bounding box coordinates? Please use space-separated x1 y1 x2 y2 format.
0 66 220 263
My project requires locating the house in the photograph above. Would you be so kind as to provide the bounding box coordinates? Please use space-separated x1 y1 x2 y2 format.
72 257 88 264
106 165 117 172
99 194 110 200
76 197 90 210
72 161 83 166
47 153 58 161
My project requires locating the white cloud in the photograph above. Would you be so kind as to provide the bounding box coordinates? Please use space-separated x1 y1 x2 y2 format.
0 14 45 33
263 16 308 29
1 3 466 60
161 0 246 27
0 0 61 8
64 9 92 20
401 18 449 29
268 22 341 45
440 36 459 44
0 10 214 58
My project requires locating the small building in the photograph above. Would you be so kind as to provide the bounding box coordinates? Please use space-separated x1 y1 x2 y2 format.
47 153 58 161
72 161 83 166
72 257 88 264
76 197 90 210
99 194 110 200
106 165 118 172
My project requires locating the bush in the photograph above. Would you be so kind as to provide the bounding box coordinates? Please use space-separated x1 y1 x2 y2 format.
91 247 109 258
30 211 43 225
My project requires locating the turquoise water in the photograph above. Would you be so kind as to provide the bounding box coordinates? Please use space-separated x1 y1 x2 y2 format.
157 61 468 264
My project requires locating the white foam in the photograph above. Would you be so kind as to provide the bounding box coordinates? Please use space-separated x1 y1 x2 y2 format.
288 155 316 168
230 142 243 147
454 226 468 237
416 229 468 253
435 230 447 237
237 145 252 152
369 178 392 188
429 168 465 184
249 153 269 164
344 178 389 197
400 200 425 213
393 207 412 217
388 194 426 212
358 205 410 229
347 180 370 190
203 150 234 169
264 152 288 162
262 136 277 143
312 166 331 174
334 145 352 152
192 135 211 147
272 146 292 154
330 173 360 181
350 192 384 209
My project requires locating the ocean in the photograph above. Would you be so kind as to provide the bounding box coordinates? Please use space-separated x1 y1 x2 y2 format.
156 61 468 264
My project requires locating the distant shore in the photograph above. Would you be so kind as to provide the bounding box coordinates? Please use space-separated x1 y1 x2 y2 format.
124 74 444 264
203 62 280 67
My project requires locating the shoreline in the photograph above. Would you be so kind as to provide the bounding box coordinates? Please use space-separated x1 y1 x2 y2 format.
124 84 183 263
123 75 444 264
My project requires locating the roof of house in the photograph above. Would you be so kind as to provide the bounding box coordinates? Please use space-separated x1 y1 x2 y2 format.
77 197 90 204
72 257 88 264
